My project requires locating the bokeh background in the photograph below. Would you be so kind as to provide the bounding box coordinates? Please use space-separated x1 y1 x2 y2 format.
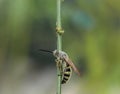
0 0 120 94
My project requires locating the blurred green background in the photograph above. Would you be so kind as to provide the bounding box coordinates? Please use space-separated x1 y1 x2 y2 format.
0 0 120 94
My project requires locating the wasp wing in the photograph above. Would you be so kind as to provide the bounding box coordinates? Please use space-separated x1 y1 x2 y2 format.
63 57 80 76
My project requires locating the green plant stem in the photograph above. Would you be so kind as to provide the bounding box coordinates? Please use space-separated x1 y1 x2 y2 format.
57 34 62 51
57 0 61 29
56 34 62 94
56 0 62 94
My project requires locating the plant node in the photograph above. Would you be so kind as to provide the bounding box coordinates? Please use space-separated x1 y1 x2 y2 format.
56 27 64 35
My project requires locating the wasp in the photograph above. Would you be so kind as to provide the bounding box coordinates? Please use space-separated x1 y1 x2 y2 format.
39 49 80 84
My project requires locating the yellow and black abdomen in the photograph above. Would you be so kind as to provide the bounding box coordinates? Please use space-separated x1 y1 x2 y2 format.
61 64 72 84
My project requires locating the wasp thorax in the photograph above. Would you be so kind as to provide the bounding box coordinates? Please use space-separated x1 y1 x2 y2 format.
53 50 68 59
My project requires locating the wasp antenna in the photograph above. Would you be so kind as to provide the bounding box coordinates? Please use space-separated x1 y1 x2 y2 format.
39 49 53 53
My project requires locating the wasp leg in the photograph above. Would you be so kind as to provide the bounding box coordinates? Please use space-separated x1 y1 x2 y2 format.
55 59 63 78
55 59 62 69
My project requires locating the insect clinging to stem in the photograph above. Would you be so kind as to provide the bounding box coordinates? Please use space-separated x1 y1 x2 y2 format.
39 49 80 84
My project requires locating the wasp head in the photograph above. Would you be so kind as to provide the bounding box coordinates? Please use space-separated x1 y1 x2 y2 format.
53 50 68 59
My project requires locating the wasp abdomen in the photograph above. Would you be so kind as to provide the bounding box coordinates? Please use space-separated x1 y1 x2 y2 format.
61 66 72 84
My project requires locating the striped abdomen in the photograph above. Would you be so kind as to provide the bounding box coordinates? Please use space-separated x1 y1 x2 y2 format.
61 64 72 84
